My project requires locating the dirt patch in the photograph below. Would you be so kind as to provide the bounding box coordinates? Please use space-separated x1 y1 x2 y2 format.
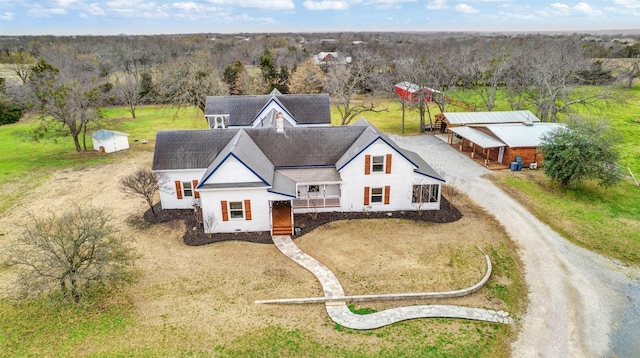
146 197 462 246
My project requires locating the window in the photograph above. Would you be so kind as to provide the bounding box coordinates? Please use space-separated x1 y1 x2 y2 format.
412 184 439 203
229 201 244 219
175 180 197 199
308 185 320 193
371 187 383 203
182 181 193 197
372 156 384 172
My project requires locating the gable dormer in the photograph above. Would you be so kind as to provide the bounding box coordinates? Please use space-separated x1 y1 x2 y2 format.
251 98 297 128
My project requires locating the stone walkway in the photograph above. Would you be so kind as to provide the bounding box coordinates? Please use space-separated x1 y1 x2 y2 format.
263 235 512 329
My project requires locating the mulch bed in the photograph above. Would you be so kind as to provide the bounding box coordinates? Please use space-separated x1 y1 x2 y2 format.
142 197 462 246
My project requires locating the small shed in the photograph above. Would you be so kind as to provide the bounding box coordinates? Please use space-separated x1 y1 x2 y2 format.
91 130 130 153
394 81 441 103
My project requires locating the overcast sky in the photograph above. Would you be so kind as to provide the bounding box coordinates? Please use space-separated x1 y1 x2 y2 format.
0 0 638 36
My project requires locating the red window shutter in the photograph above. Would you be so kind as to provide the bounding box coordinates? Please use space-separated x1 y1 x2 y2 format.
385 154 392 174
364 155 371 175
192 180 200 199
384 186 391 204
221 201 229 221
244 200 252 221
175 181 183 199
364 186 370 205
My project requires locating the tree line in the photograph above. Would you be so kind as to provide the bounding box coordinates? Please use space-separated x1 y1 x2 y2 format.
0 32 639 148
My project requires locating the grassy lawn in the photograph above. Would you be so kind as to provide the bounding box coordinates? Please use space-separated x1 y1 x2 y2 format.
0 105 207 214
492 171 640 265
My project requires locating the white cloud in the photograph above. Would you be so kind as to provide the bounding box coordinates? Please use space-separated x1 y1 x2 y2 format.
550 2 571 14
85 3 105 15
455 3 479 13
206 0 295 10
549 2 601 16
233 13 275 23
367 0 416 4
426 0 448 10
29 5 67 17
0 11 13 20
608 0 640 8
173 2 205 12
303 1 351 10
573 2 600 15
55 0 83 7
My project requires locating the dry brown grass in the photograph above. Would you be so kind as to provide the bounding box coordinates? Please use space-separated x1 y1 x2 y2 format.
0 149 524 355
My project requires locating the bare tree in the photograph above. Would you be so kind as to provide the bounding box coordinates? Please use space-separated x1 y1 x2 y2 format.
459 41 511 111
156 50 228 114
2 206 136 303
0 50 36 84
29 58 106 152
514 37 617 122
324 48 388 125
113 73 143 118
120 168 167 220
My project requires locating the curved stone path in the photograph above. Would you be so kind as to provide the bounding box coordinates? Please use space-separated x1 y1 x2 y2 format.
262 235 512 329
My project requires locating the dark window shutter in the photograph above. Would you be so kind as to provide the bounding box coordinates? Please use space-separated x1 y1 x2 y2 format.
221 200 229 221
175 181 182 199
244 200 252 221
192 180 200 199
384 185 391 204
385 154 392 174
364 155 371 175
364 186 370 205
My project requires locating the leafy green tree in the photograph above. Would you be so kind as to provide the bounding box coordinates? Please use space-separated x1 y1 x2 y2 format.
2 206 136 303
540 116 623 188
0 96 24 125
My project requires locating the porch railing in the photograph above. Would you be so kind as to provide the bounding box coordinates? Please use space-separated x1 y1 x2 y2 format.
292 196 340 209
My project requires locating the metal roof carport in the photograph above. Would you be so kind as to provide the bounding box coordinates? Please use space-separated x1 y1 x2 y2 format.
448 126 507 165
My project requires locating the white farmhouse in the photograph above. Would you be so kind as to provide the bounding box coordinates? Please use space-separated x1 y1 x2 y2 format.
91 130 130 153
152 119 444 235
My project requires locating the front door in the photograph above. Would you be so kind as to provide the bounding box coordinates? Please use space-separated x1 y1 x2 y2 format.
271 201 293 236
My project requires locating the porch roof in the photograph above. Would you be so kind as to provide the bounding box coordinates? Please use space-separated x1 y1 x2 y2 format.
449 126 506 149
276 168 341 183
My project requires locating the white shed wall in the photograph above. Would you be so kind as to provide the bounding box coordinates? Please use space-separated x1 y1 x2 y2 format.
92 134 129 153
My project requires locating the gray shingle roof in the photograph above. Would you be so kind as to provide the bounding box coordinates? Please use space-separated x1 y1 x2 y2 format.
200 129 275 186
204 91 330 126
152 121 444 186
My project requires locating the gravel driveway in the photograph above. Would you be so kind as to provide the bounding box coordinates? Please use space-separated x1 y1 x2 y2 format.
391 134 640 357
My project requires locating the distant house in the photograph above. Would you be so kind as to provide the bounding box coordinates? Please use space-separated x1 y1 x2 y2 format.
204 89 331 129
440 111 564 167
91 130 129 153
152 119 444 235
394 81 442 103
312 52 352 66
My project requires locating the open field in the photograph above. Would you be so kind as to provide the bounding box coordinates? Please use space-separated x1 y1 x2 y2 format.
0 106 207 214
491 170 640 266
0 148 525 356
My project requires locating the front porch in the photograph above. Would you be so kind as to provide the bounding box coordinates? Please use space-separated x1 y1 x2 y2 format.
292 182 341 212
